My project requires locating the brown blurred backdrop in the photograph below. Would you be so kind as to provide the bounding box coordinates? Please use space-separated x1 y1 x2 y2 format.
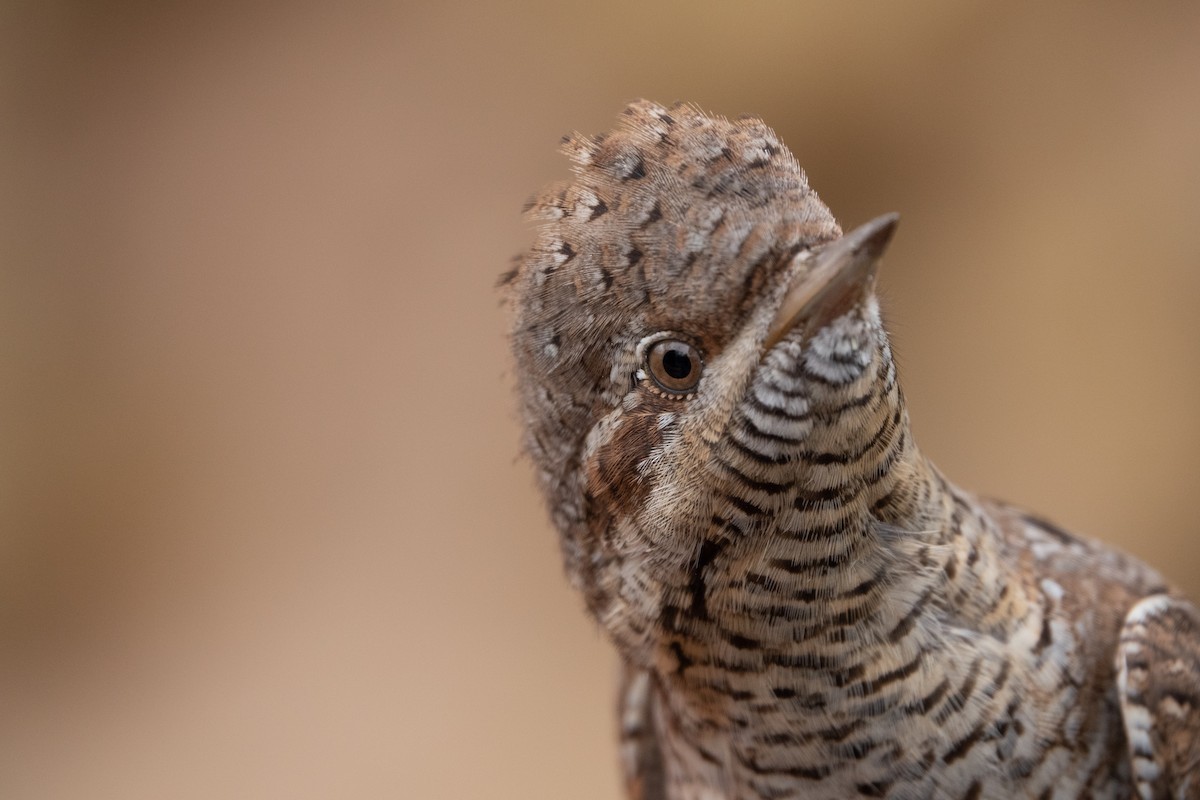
2 2 1198 798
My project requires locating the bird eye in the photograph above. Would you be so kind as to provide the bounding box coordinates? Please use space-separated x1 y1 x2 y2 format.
646 339 702 395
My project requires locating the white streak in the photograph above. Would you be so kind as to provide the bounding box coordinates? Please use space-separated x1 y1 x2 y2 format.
1126 594 1174 625
1040 578 1065 602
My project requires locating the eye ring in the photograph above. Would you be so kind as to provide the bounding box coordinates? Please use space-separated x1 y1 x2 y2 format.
645 337 703 395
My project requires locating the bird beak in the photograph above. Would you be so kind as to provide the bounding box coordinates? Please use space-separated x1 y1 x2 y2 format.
763 213 899 351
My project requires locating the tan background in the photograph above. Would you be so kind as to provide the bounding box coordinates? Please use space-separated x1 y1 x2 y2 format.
2 2 1198 798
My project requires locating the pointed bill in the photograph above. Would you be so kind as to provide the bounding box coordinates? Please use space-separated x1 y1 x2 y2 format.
763 213 899 351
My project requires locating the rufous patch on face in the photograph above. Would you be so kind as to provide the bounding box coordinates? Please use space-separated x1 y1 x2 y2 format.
586 400 676 517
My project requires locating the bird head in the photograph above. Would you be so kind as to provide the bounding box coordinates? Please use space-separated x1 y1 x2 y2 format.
505 101 903 662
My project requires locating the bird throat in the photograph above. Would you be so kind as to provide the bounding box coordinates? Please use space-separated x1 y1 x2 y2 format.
627 337 958 790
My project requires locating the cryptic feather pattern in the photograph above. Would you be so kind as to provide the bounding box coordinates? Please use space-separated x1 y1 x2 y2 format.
505 101 1200 799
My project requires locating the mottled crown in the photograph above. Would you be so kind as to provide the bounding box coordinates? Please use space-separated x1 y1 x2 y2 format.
505 100 841 538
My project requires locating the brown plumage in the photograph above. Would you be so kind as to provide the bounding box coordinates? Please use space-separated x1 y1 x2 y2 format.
503 100 1200 799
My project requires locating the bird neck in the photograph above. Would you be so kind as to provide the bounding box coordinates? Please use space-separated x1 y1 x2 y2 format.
704 393 955 652
648 384 962 751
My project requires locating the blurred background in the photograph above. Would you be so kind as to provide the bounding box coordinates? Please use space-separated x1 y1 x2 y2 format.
2 2 1198 798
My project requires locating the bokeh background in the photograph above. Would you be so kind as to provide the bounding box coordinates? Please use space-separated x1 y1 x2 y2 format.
2 2 1198 798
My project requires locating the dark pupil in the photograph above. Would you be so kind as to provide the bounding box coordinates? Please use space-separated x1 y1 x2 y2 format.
662 348 692 380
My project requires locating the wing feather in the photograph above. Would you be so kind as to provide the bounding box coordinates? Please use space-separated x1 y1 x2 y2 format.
1118 594 1200 799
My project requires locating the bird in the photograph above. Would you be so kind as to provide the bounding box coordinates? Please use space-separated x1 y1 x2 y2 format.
501 100 1200 800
